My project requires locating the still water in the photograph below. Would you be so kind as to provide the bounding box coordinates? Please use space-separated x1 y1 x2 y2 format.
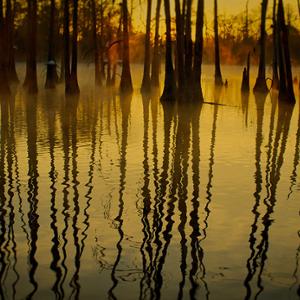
0 65 299 300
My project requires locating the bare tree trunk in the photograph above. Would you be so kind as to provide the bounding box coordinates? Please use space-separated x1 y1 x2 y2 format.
68 0 80 94
151 0 162 87
253 0 269 94
241 53 250 92
277 0 295 103
45 0 58 89
272 0 279 89
193 0 204 100
23 0 38 94
160 0 176 101
91 0 102 86
141 0 152 93
0 0 10 93
184 0 193 84
175 0 185 90
214 0 223 85
6 0 18 83
64 0 71 92
120 0 133 94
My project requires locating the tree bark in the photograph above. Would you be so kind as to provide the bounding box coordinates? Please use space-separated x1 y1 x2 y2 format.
193 0 204 100
45 0 58 89
184 0 193 84
151 0 162 87
120 0 133 94
160 0 176 101
141 0 152 93
253 0 269 94
23 0 38 94
214 0 223 85
64 0 71 92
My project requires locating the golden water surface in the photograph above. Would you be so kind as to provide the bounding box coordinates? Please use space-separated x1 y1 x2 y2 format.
0 65 299 299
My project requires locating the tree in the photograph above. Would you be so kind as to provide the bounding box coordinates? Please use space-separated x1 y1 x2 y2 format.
0 0 10 93
63 0 71 92
151 0 162 87
91 0 102 86
253 0 268 94
45 0 59 89
184 0 193 84
277 0 295 103
193 0 204 100
160 0 176 101
120 0 133 94
141 0 152 93
271 0 279 89
6 0 18 83
23 0 38 94
214 0 223 85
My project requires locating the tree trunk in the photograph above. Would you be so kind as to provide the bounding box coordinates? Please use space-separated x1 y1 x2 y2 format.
160 0 176 101
120 0 133 94
193 0 204 100
151 0 162 87
253 0 269 94
141 0 152 93
0 0 10 93
241 53 250 92
91 0 102 86
214 0 223 85
6 0 18 83
271 0 279 89
184 0 193 85
45 0 58 89
175 0 185 90
277 0 295 103
23 0 38 94
68 0 80 94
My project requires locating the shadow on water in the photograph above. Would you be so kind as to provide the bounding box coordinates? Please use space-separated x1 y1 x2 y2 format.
244 92 295 299
108 93 132 300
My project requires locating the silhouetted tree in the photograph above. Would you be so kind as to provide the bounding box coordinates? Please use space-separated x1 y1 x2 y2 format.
141 0 152 93
45 0 58 89
160 0 176 101
63 0 71 91
214 0 223 85
193 0 204 100
241 53 250 92
91 0 102 86
277 0 295 103
271 0 279 90
120 0 133 94
151 0 162 87
23 0 38 93
0 0 10 93
184 0 193 85
253 0 268 94
6 0 18 83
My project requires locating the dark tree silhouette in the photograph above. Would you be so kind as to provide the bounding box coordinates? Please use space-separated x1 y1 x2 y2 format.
63 0 71 92
151 0 162 87
6 0 18 83
271 0 279 89
45 0 58 89
160 0 176 101
253 0 269 94
214 0 223 85
141 0 152 93
0 0 10 93
120 0 133 94
23 0 38 94
184 0 193 85
193 0 204 100
69 0 80 94
91 0 102 86
277 0 295 103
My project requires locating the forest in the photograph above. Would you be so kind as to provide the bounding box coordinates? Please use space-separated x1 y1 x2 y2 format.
0 0 299 100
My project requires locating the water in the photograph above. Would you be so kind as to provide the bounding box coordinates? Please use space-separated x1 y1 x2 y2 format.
0 65 299 300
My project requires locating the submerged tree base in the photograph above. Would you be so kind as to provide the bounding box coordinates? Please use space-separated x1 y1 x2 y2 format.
66 75 80 95
253 77 269 94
